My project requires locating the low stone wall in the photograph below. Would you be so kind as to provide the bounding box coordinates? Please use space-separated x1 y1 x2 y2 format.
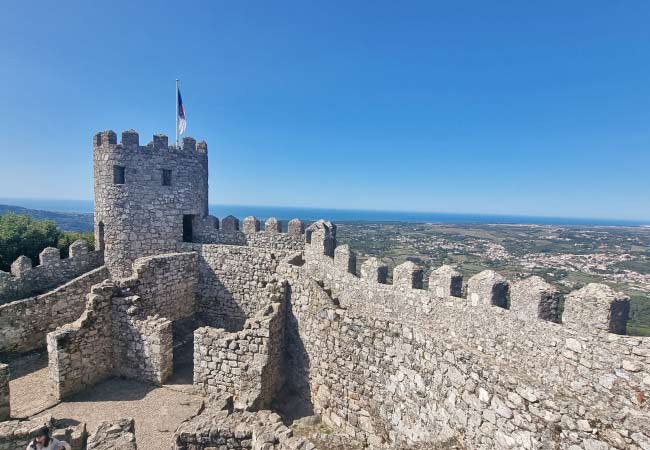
47 281 116 400
0 417 86 450
112 295 173 384
0 241 103 304
173 395 310 450
0 365 8 422
117 252 198 321
181 244 281 331
276 234 650 449
194 279 287 410
86 418 136 450
0 266 109 353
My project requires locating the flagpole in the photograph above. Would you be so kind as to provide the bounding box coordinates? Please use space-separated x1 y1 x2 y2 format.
175 79 179 147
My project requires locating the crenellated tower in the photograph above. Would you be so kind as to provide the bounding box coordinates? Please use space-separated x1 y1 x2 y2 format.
93 129 209 277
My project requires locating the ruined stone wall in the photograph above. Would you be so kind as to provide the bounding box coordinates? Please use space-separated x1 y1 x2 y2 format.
0 364 8 422
47 281 116 400
116 252 198 321
275 232 650 449
181 244 280 331
0 240 103 304
112 295 173 385
0 266 109 353
0 417 86 450
194 279 287 410
93 130 208 277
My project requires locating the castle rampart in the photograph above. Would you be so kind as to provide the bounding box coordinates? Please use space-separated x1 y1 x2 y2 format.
0 240 103 304
281 227 650 449
0 265 109 353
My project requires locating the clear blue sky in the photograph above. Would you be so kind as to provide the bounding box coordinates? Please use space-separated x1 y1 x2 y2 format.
1 1 649 221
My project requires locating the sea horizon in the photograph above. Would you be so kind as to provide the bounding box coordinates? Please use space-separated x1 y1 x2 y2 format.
1 197 647 227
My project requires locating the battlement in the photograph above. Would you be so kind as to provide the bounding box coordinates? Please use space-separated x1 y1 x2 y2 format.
0 240 104 304
92 129 207 155
302 220 636 337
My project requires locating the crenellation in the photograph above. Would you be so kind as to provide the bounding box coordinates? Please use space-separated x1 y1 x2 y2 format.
121 129 139 148
221 215 240 231
393 261 424 289
10 256 31 277
264 217 281 233
182 136 196 151
360 257 388 284
39 247 60 266
563 283 630 334
243 215 260 234
334 244 356 275
101 130 117 146
288 218 304 235
466 269 509 308
152 133 168 150
429 264 463 297
510 275 561 323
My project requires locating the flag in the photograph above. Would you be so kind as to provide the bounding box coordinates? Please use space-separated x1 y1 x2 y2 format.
177 89 186 135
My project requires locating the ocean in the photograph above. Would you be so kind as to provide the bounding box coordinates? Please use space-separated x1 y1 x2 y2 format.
0 198 646 227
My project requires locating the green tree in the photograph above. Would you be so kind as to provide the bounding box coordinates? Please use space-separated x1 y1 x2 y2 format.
0 213 60 272
0 214 95 271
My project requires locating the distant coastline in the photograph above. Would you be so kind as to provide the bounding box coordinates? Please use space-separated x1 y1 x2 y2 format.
0 197 647 227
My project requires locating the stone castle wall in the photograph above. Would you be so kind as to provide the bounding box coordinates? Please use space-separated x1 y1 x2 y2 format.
275 233 650 449
0 266 109 353
47 252 198 399
0 365 8 422
194 279 287 411
181 244 282 331
116 252 198 321
0 240 103 304
192 215 305 256
93 130 208 277
47 281 116 400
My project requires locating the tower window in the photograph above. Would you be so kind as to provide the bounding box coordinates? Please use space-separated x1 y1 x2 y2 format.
162 169 172 186
113 165 125 184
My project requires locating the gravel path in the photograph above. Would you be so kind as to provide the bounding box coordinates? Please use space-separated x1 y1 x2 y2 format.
32 378 203 450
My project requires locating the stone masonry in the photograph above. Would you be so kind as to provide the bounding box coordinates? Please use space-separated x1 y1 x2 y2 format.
3 129 649 450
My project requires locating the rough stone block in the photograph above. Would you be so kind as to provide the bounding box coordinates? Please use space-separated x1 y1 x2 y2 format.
429 265 463 297
11 255 32 277
334 245 356 275
69 239 90 257
360 257 388 284
197 140 208 153
121 129 139 148
467 270 509 308
265 217 282 234
0 363 9 421
563 283 630 334
101 130 117 146
393 261 424 289
152 134 168 150
39 247 61 266
510 276 561 322
182 136 197 151
288 218 304 235
222 215 239 231
243 216 260 234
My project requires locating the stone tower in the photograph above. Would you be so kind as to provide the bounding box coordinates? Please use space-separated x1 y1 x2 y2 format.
93 130 209 277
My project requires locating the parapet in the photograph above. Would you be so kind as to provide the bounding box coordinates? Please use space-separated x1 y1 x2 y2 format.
221 215 240 231
302 221 636 337
92 129 207 156
563 283 630 334
243 216 260 234
0 240 104 304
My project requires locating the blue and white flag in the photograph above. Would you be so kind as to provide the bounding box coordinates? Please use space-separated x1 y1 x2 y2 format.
177 89 186 135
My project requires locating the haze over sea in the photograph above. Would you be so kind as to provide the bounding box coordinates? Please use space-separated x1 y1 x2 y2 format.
0 198 646 227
